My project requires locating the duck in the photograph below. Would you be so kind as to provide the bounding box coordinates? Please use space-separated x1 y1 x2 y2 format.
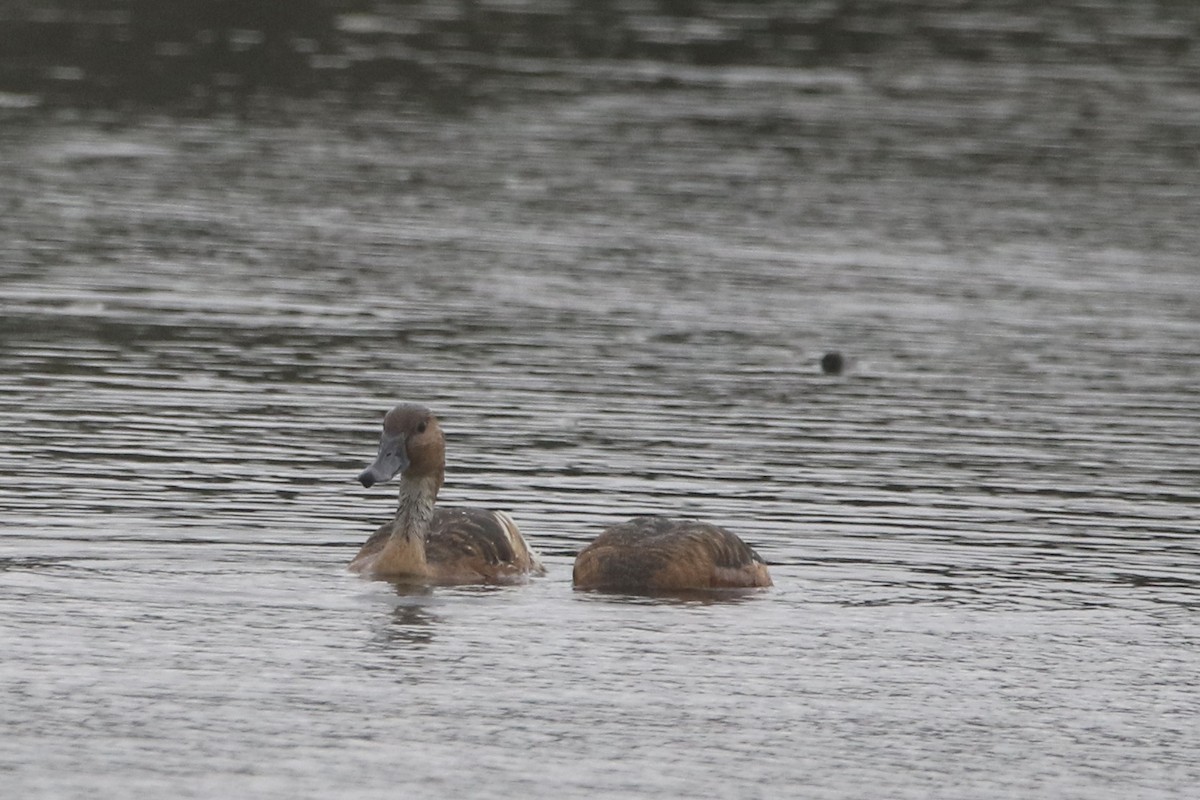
349 403 545 583
572 515 772 592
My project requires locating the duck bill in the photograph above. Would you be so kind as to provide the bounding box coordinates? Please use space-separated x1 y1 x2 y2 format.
358 432 409 488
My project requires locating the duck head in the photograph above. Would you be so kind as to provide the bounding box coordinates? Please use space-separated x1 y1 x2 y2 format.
358 403 445 488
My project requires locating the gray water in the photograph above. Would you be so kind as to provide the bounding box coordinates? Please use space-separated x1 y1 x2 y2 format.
2 60 1199 799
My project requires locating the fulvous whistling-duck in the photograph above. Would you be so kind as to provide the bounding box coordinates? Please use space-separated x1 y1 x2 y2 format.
350 403 544 583
573 515 772 592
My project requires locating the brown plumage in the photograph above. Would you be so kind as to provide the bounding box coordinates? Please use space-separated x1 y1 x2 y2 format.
349 403 544 583
572 516 772 592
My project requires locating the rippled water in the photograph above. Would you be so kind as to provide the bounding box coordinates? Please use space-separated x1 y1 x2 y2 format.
2 61 1199 798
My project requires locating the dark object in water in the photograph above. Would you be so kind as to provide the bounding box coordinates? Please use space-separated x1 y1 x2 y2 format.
821 351 844 375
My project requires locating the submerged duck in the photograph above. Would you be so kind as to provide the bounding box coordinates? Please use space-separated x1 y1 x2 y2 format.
573 516 772 592
350 403 544 583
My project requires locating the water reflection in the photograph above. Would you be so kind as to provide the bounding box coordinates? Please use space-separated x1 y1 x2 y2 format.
2 1 1194 112
572 587 773 606
0 557 71 572
378 599 439 649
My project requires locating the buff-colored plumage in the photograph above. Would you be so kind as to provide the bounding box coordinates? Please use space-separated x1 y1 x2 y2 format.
350 404 544 583
573 516 772 592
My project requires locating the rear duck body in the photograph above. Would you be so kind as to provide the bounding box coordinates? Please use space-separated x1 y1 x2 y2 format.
573 516 771 592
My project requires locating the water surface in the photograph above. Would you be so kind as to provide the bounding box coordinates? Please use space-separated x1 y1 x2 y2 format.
2 59 1199 799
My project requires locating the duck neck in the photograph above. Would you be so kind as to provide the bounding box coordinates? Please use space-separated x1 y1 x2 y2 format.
381 473 440 575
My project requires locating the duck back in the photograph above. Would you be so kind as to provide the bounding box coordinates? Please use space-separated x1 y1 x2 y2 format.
426 507 544 582
573 515 772 592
